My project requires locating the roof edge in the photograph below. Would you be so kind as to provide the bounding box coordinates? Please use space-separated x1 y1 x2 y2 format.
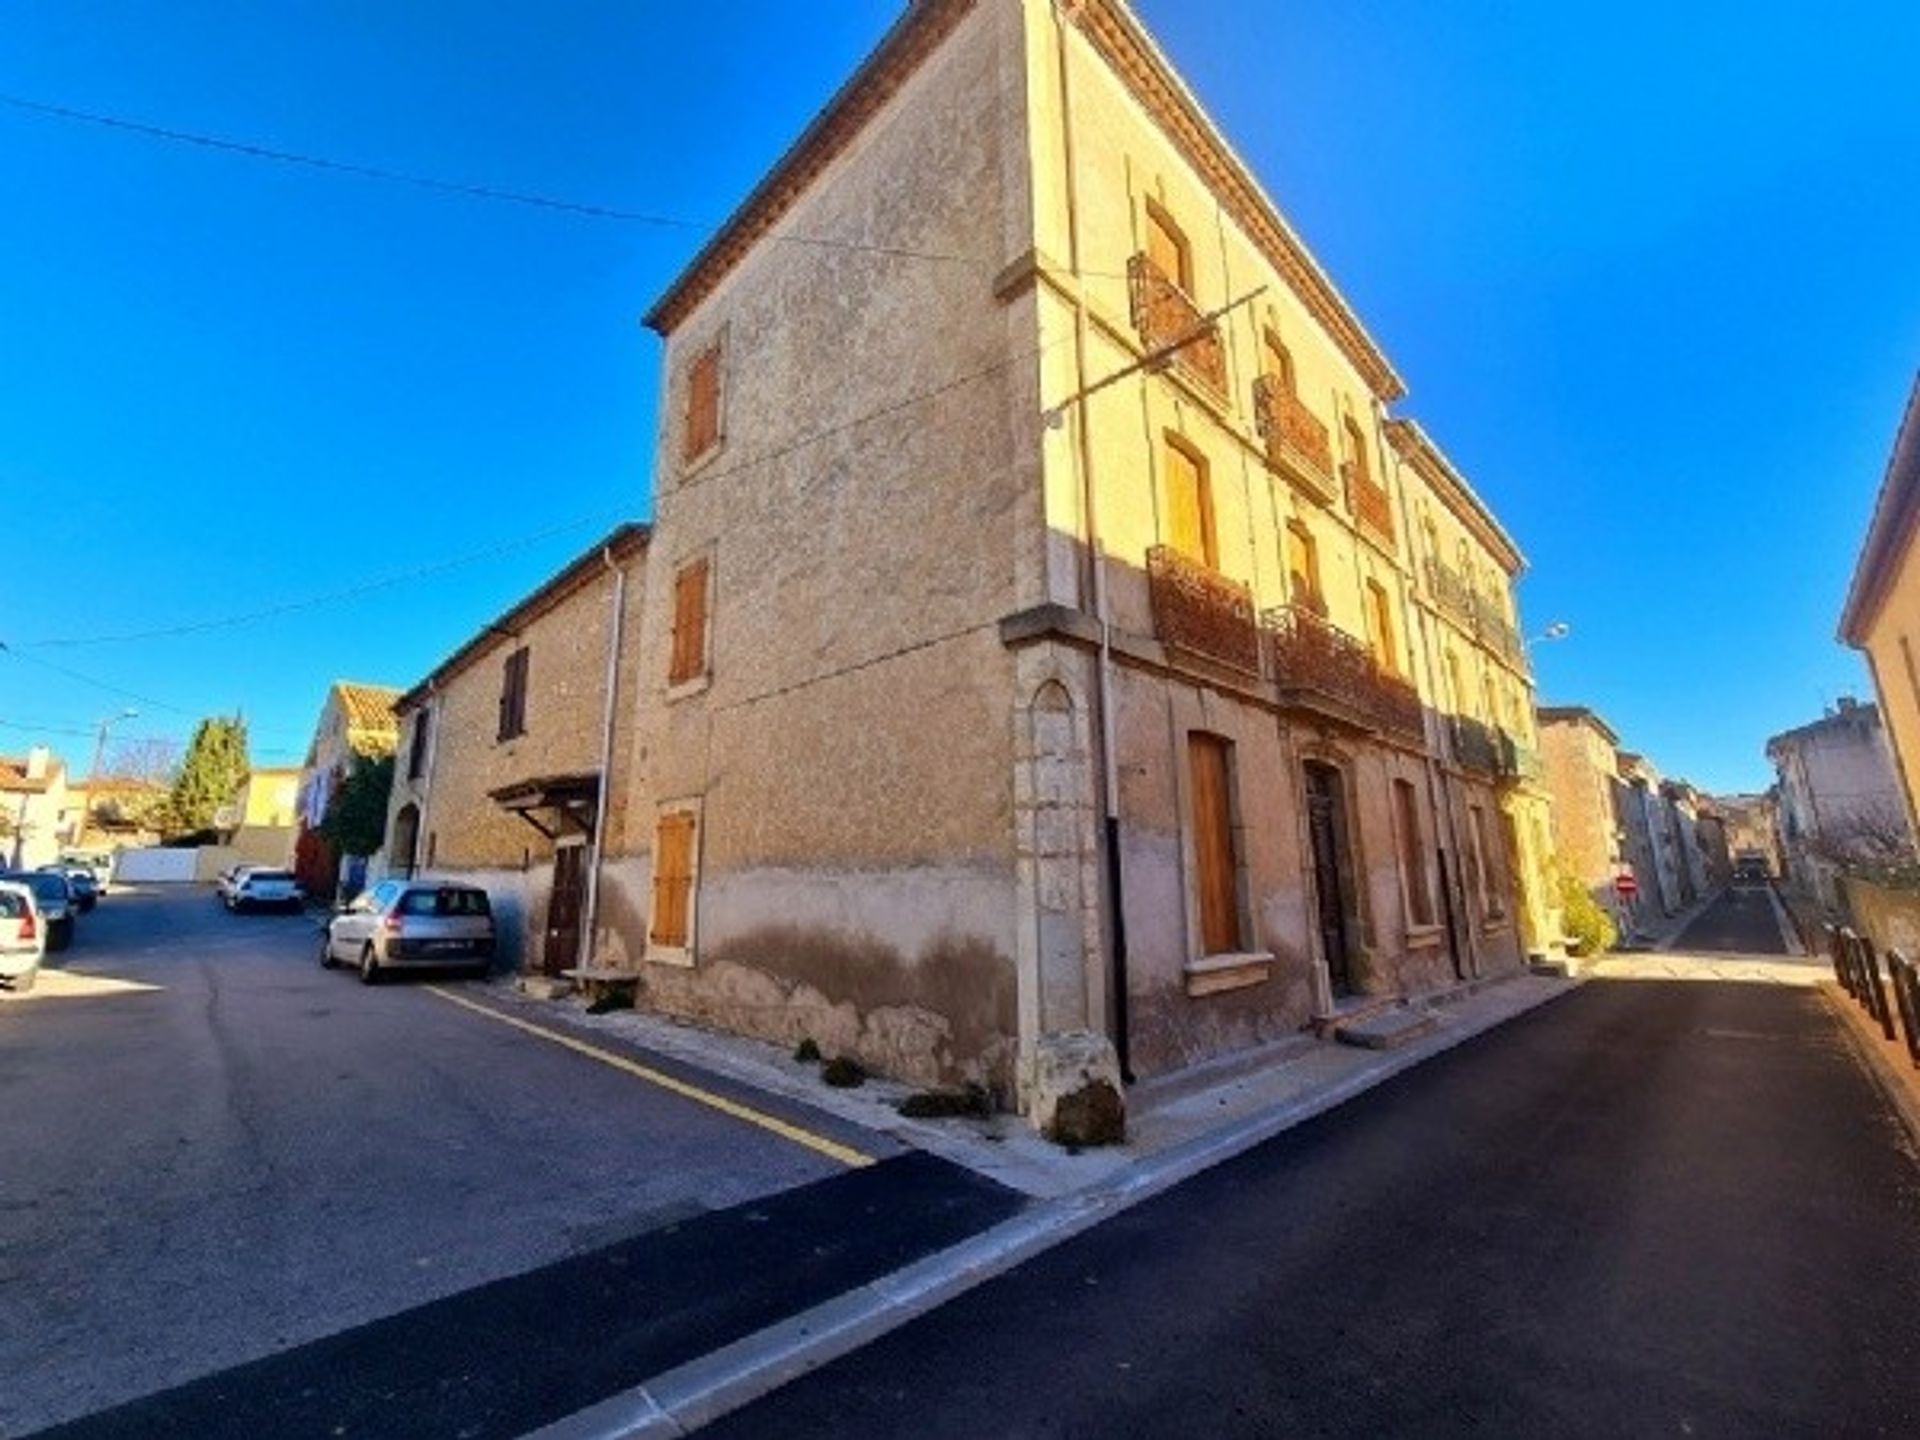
1383 418 1525 574
1839 370 1920 645
397 523 649 711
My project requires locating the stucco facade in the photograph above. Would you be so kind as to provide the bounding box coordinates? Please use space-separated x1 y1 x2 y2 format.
1766 699 1914 910
294 681 400 901
385 525 648 975
583 0 1558 1117
1840 372 1920 843
1538 706 1625 903
2 748 70 870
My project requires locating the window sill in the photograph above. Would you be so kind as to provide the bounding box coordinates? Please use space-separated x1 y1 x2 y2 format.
680 440 725 484
1404 924 1445 950
645 944 696 969
1184 951 1274 997
666 673 712 704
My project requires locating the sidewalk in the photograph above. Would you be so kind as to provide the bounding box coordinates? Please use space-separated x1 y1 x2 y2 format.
492 970 1575 1438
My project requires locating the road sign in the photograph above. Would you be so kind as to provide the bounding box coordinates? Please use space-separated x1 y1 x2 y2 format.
1614 873 1639 898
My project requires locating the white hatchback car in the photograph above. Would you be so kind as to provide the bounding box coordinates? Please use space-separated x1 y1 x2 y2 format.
224 868 304 913
0 879 46 994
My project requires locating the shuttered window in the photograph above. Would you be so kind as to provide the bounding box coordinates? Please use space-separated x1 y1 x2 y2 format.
650 811 697 948
1188 733 1241 955
1286 521 1323 614
1394 779 1435 927
1164 435 1216 568
1344 417 1371 488
668 557 710 686
497 647 529 741
683 343 721 463
407 710 430 780
1145 200 1192 293
1263 331 1294 393
1366 579 1399 674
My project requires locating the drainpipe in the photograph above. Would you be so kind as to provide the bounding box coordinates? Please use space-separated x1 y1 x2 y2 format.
579 545 627 970
1054 2 1131 1081
412 679 438 878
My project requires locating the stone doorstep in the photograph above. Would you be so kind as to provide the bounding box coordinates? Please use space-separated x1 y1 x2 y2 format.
1309 991 1404 1039
1333 1006 1441 1051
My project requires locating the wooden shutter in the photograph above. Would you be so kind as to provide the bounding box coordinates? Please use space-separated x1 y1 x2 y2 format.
1394 780 1434 926
1263 332 1294 392
1188 734 1240 955
683 345 719 462
650 811 696 947
497 649 527 741
1287 523 1321 613
1345 418 1370 487
1164 438 1214 568
1368 581 1398 673
1145 202 1190 292
669 558 709 685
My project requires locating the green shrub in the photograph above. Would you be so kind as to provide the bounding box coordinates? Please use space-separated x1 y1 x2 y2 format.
821 1056 867 1088
898 1085 990 1119
1558 873 1618 956
792 1037 822 1064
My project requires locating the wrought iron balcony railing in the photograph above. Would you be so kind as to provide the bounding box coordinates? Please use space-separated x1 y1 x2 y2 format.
1264 603 1425 742
1127 253 1227 396
1425 559 1476 628
1346 462 1395 545
1252 376 1337 504
1497 730 1542 783
1147 544 1261 674
1451 715 1502 775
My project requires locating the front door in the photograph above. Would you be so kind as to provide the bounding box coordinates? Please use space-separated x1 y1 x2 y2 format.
1304 762 1354 997
543 844 587 977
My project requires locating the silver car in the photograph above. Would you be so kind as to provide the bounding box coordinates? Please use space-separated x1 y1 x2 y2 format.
1 871 73 952
319 879 495 984
0 879 45 993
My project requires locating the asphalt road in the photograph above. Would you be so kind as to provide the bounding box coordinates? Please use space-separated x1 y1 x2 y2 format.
710 888 1920 1438
1671 881 1792 953
0 887 1014 1438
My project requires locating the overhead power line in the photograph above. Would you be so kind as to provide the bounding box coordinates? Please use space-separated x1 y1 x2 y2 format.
18 512 615 649
0 91 984 271
0 642 196 716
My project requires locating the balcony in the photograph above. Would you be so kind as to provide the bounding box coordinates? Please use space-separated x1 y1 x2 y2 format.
1127 253 1227 396
1252 376 1337 504
1147 544 1261 674
1346 463 1395 546
1264 604 1425 743
1498 730 1542 784
1451 715 1501 775
1425 559 1476 628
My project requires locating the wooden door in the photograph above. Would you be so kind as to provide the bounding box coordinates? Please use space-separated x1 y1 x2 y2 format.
1304 762 1354 995
1189 734 1239 956
543 844 587 976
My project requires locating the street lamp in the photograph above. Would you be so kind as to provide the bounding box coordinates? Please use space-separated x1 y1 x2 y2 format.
79 708 138 846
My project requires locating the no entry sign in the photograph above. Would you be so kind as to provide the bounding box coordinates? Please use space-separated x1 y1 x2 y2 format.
1614 873 1640 898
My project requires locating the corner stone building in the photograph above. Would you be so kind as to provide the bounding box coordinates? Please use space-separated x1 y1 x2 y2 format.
592 0 1556 1114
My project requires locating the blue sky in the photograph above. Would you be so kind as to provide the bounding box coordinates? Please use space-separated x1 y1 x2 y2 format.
2 1 1916 792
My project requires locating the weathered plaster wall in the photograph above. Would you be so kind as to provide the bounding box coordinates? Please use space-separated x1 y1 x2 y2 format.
611 0 1036 1094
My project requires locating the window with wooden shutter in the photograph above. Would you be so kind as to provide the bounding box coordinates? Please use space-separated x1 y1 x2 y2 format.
683 342 721 464
497 647 529 741
407 710 430 779
650 810 697 948
1144 199 1192 293
1262 331 1294 393
1344 417 1371 489
1188 733 1241 956
1163 435 1216 568
668 557 710 686
1393 779 1435 927
1286 520 1323 615
1366 579 1399 674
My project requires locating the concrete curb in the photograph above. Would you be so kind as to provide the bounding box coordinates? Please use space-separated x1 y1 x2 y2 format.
527 975 1576 1439
1762 884 1806 956
1820 982 1920 1155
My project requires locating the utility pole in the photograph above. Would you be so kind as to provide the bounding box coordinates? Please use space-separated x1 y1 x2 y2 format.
78 708 137 848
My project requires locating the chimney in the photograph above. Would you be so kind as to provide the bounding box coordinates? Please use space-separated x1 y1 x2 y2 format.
24 745 50 780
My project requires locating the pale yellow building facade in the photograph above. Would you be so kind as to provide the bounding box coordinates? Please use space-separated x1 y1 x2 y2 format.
593 0 1558 1115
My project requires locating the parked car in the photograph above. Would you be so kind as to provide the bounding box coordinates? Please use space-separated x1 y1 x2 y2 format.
0 879 45 993
1733 854 1772 884
319 880 495 984
59 848 116 896
39 863 97 912
225 868 304 913
0 871 74 952
214 864 261 902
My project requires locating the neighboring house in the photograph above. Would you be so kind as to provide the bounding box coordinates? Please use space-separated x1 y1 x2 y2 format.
1707 792 1781 876
1839 371 1920 838
1694 805 1733 889
294 682 401 901
1615 751 1688 923
1 747 70 869
1767 699 1914 909
56 776 162 849
1538 706 1627 907
216 766 302 867
594 0 1558 1121
1661 780 1709 904
383 524 648 975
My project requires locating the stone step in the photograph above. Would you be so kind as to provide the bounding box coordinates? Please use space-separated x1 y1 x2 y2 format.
1334 1007 1441 1051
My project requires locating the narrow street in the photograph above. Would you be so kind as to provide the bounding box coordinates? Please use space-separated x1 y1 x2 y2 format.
708 887 1920 1438
0 888 1016 1439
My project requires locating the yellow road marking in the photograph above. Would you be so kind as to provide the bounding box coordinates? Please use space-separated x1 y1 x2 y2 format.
423 985 875 1169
